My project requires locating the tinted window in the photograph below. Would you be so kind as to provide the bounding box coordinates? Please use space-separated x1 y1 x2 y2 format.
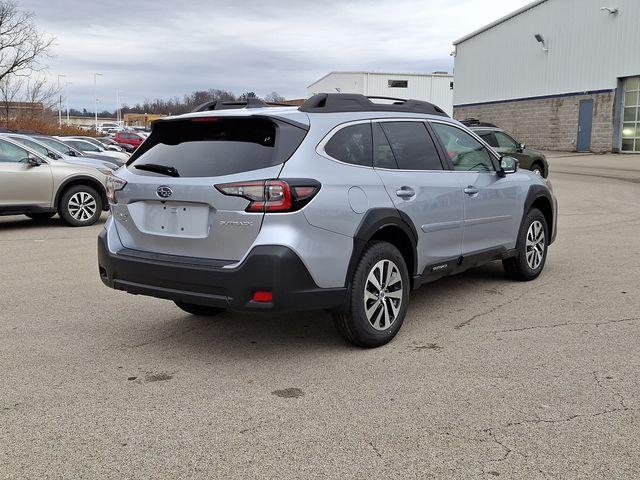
324 123 372 167
376 121 442 170
431 123 496 172
476 131 499 147
129 117 305 177
494 131 518 149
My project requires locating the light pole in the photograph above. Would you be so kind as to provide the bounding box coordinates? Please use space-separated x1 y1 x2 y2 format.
65 81 72 126
57 74 66 129
94 72 103 131
116 89 122 124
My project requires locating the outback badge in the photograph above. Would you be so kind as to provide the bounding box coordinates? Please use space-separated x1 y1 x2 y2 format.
156 186 173 198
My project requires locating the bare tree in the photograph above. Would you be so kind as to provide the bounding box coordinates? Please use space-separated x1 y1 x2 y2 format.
0 1 55 83
264 91 285 103
0 73 22 125
22 73 58 119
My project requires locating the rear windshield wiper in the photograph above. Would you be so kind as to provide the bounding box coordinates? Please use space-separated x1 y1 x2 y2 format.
134 163 180 177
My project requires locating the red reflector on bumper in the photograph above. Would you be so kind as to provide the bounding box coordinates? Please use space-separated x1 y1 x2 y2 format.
253 291 273 302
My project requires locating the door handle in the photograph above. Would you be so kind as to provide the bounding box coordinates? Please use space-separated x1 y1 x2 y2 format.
464 186 479 195
395 187 415 199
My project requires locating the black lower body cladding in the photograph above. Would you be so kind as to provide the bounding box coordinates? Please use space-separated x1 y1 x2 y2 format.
98 230 346 312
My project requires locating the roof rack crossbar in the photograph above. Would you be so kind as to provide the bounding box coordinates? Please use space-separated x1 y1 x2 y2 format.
298 93 448 117
191 97 270 113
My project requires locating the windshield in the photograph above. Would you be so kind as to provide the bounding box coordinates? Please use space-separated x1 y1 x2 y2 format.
9 137 58 158
33 136 82 156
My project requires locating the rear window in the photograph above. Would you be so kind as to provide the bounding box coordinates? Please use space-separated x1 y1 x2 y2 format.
128 117 305 177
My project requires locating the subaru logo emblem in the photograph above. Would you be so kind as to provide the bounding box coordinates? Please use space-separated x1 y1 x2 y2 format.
156 186 173 198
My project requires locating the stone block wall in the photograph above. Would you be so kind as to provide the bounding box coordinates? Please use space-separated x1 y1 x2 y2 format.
453 92 616 153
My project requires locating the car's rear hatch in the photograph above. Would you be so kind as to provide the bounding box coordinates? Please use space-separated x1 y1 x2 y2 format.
110 113 307 262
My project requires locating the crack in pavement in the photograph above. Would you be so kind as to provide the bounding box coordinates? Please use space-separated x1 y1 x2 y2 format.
126 326 200 348
455 290 530 329
505 405 635 428
495 317 640 334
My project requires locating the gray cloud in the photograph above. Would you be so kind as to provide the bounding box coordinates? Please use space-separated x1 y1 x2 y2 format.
20 0 531 110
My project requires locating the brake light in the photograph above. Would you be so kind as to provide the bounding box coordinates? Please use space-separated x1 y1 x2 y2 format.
106 175 127 204
191 117 220 123
215 179 320 213
253 291 273 302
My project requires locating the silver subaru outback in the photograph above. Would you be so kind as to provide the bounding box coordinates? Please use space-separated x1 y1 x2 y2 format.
98 94 557 347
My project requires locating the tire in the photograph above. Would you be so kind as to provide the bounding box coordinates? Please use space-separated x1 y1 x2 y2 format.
26 212 55 222
333 241 410 348
174 301 226 316
503 208 548 281
58 185 103 227
531 162 544 177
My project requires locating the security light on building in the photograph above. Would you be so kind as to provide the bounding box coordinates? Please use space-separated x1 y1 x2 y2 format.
452 0 640 153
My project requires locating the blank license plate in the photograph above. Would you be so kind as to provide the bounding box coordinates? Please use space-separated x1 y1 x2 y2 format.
142 202 210 238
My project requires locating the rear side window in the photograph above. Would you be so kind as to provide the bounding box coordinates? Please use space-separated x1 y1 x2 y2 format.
128 117 306 177
324 123 372 167
476 131 499 147
375 121 443 170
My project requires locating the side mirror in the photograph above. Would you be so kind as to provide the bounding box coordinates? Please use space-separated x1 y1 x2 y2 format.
518 143 526 152
500 156 518 175
27 157 41 167
47 151 57 159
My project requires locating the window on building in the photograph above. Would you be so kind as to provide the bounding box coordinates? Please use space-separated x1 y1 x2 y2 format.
622 76 640 152
388 80 408 88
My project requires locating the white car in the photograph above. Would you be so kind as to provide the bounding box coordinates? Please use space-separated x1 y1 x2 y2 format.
56 137 130 163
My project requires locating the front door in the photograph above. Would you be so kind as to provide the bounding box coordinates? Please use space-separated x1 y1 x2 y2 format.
430 122 522 255
0 140 53 209
577 100 593 152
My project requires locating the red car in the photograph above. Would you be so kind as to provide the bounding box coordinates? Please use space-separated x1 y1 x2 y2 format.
114 131 146 149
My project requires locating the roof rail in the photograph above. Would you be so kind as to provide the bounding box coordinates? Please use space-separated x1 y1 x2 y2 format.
460 117 497 127
298 93 449 117
192 97 269 112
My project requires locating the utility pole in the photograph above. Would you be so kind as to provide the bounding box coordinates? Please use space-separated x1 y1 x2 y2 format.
57 74 66 129
65 81 72 126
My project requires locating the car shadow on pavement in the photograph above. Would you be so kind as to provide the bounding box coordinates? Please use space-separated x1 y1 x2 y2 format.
0 214 107 230
117 261 515 357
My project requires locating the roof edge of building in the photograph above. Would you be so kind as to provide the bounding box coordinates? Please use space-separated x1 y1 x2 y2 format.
308 71 453 89
453 0 549 46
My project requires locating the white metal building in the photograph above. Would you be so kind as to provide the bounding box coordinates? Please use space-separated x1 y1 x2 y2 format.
452 0 640 153
308 72 454 116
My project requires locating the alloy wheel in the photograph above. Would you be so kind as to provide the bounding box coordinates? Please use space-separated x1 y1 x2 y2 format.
68 191 97 222
525 220 545 270
363 259 403 331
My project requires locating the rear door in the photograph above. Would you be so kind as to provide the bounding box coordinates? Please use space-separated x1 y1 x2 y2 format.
0 139 53 208
111 116 306 262
372 120 464 272
430 122 522 254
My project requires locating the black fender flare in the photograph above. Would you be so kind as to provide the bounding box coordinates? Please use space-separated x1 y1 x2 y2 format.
345 208 419 288
523 184 556 244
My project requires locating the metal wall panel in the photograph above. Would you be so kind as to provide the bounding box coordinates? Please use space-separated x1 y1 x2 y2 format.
308 73 454 115
453 0 640 105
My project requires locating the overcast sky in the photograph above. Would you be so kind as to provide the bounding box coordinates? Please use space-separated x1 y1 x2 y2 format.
21 0 532 111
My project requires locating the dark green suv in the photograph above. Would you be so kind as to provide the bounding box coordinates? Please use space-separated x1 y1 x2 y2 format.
463 120 549 177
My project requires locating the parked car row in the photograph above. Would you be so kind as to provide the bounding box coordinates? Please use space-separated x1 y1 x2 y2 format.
0 131 126 226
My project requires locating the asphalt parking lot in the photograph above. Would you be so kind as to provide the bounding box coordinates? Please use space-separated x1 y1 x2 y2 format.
1 153 639 479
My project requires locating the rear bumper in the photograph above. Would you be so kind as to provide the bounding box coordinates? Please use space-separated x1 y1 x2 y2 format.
98 230 346 312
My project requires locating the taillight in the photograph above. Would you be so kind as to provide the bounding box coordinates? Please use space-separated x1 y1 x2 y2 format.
106 175 127 204
215 179 320 213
